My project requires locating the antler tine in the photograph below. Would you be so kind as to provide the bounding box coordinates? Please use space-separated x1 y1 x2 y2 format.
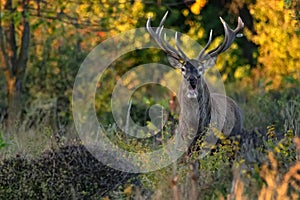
207 17 244 58
159 27 184 60
146 17 162 48
157 11 169 32
235 17 244 33
146 11 187 61
175 32 188 60
161 29 185 60
157 27 176 56
197 29 213 60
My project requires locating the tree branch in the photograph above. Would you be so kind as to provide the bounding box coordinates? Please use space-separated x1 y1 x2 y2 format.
17 1 30 78
0 26 12 77
4 0 18 74
29 11 107 31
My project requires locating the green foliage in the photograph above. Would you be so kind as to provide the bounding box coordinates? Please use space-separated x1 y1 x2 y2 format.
1 0 300 199
226 80 300 131
0 130 9 150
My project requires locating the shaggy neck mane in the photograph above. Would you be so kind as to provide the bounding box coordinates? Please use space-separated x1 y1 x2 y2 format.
196 77 212 133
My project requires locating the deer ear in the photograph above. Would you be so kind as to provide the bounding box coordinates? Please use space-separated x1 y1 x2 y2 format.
167 55 184 69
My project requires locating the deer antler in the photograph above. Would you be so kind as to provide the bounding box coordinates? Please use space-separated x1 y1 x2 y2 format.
197 17 244 61
147 12 244 66
146 11 188 61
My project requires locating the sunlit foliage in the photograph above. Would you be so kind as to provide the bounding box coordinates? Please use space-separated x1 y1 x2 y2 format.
26 0 145 100
190 0 207 15
247 0 300 90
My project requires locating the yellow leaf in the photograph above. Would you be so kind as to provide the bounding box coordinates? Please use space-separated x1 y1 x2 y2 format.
191 3 200 15
190 0 207 15
124 185 132 195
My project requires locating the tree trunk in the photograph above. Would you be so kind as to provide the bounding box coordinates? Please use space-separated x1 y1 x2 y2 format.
0 0 30 129
7 77 23 128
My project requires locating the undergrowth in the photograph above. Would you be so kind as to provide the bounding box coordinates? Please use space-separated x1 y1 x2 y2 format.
0 85 299 199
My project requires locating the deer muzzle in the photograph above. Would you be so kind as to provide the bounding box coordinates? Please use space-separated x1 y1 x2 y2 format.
186 76 198 99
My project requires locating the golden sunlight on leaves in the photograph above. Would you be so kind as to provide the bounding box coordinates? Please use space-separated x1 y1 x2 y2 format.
146 11 154 19
182 9 189 17
190 0 207 15
234 65 250 79
247 1 300 90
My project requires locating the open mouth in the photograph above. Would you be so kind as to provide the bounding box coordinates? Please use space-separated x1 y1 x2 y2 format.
186 78 198 98
187 89 198 98
187 84 198 98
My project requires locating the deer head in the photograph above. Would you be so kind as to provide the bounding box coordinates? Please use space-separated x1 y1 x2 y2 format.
146 11 244 99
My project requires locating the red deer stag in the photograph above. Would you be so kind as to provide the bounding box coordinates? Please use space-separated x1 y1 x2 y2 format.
146 12 244 153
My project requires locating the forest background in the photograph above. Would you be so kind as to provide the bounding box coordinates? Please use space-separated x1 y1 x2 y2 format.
0 0 299 199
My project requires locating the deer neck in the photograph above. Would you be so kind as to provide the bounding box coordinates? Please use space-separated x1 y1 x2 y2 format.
179 76 212 133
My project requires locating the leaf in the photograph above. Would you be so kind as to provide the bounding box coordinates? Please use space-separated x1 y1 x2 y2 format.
283 75 297 84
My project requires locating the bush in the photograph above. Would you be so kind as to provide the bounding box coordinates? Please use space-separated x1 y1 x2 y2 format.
0 145 136 199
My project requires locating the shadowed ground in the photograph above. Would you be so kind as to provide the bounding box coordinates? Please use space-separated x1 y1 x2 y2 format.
0 145 136 199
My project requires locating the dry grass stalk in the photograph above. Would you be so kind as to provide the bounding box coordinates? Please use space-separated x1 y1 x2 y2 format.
258 151 300 200
134 185 142 200
228 166 247 200
152 189 162 200
189 161 200 200
171 175 180 200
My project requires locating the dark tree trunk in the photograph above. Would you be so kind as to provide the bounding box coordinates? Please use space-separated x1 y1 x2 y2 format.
0 0 30 128
7 77 23 128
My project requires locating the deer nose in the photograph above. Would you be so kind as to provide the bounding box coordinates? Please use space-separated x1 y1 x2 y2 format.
187 76 197 90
